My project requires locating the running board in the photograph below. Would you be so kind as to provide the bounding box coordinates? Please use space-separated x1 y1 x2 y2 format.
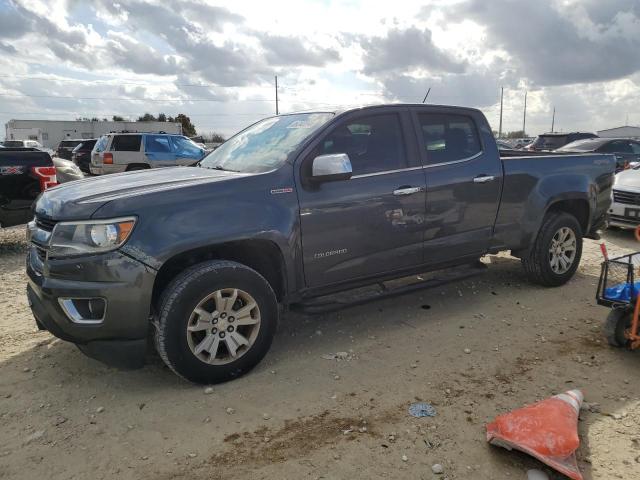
291 261 487 315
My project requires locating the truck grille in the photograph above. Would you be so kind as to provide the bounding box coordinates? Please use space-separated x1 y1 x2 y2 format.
35 216 58 232
613 189 640 206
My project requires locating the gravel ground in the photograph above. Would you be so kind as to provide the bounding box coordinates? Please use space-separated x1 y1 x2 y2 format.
0 225 639 480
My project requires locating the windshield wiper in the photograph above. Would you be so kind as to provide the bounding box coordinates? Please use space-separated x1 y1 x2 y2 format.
208 165 239 172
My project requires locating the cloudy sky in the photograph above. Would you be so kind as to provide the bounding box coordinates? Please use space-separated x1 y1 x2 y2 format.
0 0 639 137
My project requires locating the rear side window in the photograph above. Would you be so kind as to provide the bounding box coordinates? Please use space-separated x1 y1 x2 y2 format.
172 136 203 157
532 135 568 150
145 135 173 153
111 135 141 152
318 113 408 176
418 113 482 164
630 142 640 155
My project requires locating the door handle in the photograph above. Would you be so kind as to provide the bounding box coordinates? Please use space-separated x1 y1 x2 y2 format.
393 186 424 196
473 175 495 183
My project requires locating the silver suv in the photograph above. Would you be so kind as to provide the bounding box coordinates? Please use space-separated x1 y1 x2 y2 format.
90 132 206 175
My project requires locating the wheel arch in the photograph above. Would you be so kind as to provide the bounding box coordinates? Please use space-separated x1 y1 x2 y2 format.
152 239 288 307
544 197 591 234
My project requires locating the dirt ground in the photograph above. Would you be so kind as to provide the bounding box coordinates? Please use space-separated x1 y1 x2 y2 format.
1 226 639 480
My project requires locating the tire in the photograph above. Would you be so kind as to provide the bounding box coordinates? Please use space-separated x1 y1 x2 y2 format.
604 308 631 347
155 260 278 384
522 212 583 286
126 164 148 171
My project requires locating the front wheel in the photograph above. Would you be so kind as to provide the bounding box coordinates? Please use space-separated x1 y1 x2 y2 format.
522 212 583 286
155 260 278 384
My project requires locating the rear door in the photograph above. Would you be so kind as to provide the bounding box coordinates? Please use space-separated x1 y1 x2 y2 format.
411 108 503 264
144 135 176 167
296 108 427 288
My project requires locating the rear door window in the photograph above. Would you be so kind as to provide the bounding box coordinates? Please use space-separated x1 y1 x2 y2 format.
171 136 203 157
417 113 482 164
111 135 142 152
145 135 173 153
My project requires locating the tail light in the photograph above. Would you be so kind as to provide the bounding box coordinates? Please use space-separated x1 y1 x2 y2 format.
103 152 113 164
31 166 58 191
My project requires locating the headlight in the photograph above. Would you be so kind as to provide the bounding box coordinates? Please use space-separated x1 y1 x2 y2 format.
49 217 136 257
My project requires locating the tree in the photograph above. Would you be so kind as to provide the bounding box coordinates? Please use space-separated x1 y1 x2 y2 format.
112 115 125 121
90 117 99 122
137 113 157 122
158 113 167 122
207 132 226 143
175 113 196 136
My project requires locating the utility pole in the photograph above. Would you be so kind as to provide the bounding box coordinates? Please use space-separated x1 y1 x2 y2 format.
522 90 527 136
275 75 279 115
422 87 431 103
498 87 504 138
551 106 555 132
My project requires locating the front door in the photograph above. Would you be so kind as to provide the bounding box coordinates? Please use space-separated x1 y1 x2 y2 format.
297 109 427 288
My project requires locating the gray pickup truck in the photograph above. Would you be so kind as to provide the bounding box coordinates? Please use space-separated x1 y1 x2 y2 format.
26 104 615 383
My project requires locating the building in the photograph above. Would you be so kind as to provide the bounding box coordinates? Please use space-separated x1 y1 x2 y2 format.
597 126 640 139
4 119 182 149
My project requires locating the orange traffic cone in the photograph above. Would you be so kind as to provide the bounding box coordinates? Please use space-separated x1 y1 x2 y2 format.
486 390 584 480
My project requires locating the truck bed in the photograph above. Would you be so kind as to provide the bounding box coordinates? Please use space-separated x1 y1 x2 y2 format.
492 152 615 252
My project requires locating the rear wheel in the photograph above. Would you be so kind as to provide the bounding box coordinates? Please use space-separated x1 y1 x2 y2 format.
126 164 149 171
155 260 278 384
604 308 632 347
522 212 583 286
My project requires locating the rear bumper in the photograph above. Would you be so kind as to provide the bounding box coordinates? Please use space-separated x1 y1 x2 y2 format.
26 247 156 368
89 164 125 175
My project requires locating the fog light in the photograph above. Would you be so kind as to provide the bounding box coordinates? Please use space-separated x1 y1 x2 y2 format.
58 298 106 324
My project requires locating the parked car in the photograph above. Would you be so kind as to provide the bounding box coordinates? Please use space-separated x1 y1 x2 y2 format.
0 148 57 228
496 140 512 151
71 139 97 174
3 139 44 149
90 133 206 175
26 104 615 383
607 166 640 228
3 140 54 156
525 132 598 151
556 138 640 173
52 157 84 183
56 139 84 160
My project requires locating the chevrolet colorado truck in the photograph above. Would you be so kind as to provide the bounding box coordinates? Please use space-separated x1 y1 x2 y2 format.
25 104 615 384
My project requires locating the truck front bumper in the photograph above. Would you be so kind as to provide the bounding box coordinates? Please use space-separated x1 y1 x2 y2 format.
608 195 640 229
26 246 157 369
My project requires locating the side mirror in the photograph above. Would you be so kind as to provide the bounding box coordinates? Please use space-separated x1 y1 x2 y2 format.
311 153 352 183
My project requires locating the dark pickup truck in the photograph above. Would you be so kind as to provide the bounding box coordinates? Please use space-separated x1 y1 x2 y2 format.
25 104 615 384
0 148 57 228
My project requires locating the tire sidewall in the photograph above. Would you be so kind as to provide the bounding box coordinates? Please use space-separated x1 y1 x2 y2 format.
537 213 583 286
159 262 277 383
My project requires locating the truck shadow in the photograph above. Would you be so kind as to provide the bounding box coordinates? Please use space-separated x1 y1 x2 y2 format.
2 248 639 479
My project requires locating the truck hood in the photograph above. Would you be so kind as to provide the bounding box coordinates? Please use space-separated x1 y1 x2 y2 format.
614 168 640 191
36 166 244 220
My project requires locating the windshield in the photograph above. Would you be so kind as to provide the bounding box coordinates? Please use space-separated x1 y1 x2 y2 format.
532 135 568 150
200 113 334 173
94 136 109 153
60 140 81 147
556 139 603 152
